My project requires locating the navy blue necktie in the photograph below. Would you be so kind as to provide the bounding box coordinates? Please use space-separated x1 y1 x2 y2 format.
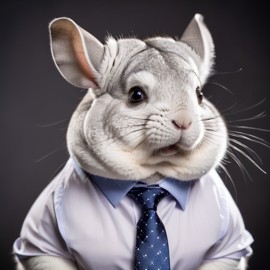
128 187 170 270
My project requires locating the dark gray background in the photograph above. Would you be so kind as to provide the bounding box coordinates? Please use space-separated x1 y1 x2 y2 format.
1 0 269 269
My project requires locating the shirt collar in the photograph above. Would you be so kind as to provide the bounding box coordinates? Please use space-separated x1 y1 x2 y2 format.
89 174 193 211
71 156 194 211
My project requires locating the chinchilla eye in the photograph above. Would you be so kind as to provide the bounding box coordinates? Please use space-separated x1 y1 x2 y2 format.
128 87 147 104
196 87 203 104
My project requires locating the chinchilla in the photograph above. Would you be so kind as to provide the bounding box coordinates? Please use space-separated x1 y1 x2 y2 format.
14 14 252 270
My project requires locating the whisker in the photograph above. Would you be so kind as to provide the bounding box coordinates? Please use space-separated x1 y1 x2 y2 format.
36 119 69 128
218 102 239 115
201 115 222 122
202 132 224 146
92 125 148 147
206 81 234 95
223 99 266 116
230 125 270 132
117 128 147 143
35 147 64 163
229 138 263 165
229 131 270 148
218 163 238 198
229 144 267 174
132 133 153 157
226 149 253 183
212 67 243 76
226 112 266 123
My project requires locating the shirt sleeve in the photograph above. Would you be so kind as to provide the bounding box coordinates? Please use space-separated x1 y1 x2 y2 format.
13 177 73 261
204 174 254 261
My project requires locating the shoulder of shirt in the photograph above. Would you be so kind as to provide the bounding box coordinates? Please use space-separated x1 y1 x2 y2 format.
193 169 232 207
52 158 89 188
25 158 84 207
196 169 228 192
33 158 89 207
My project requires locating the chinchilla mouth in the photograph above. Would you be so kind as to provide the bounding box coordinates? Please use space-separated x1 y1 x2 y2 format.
154 144 179 157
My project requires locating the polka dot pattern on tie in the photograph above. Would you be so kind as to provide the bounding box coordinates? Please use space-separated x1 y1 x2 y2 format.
128 187 170 270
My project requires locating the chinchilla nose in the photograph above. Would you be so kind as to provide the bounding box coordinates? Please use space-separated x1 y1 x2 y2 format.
171 111 192 130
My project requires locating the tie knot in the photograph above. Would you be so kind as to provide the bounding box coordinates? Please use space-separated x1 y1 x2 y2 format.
128 187 168 211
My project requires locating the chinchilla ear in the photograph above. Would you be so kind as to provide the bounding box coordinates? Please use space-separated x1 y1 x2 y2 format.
49 17 104 89
180 14 215 84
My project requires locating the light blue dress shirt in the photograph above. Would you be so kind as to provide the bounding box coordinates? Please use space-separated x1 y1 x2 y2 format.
13 158 253 270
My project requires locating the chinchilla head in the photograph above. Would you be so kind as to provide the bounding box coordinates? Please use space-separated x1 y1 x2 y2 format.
49 14 228 182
